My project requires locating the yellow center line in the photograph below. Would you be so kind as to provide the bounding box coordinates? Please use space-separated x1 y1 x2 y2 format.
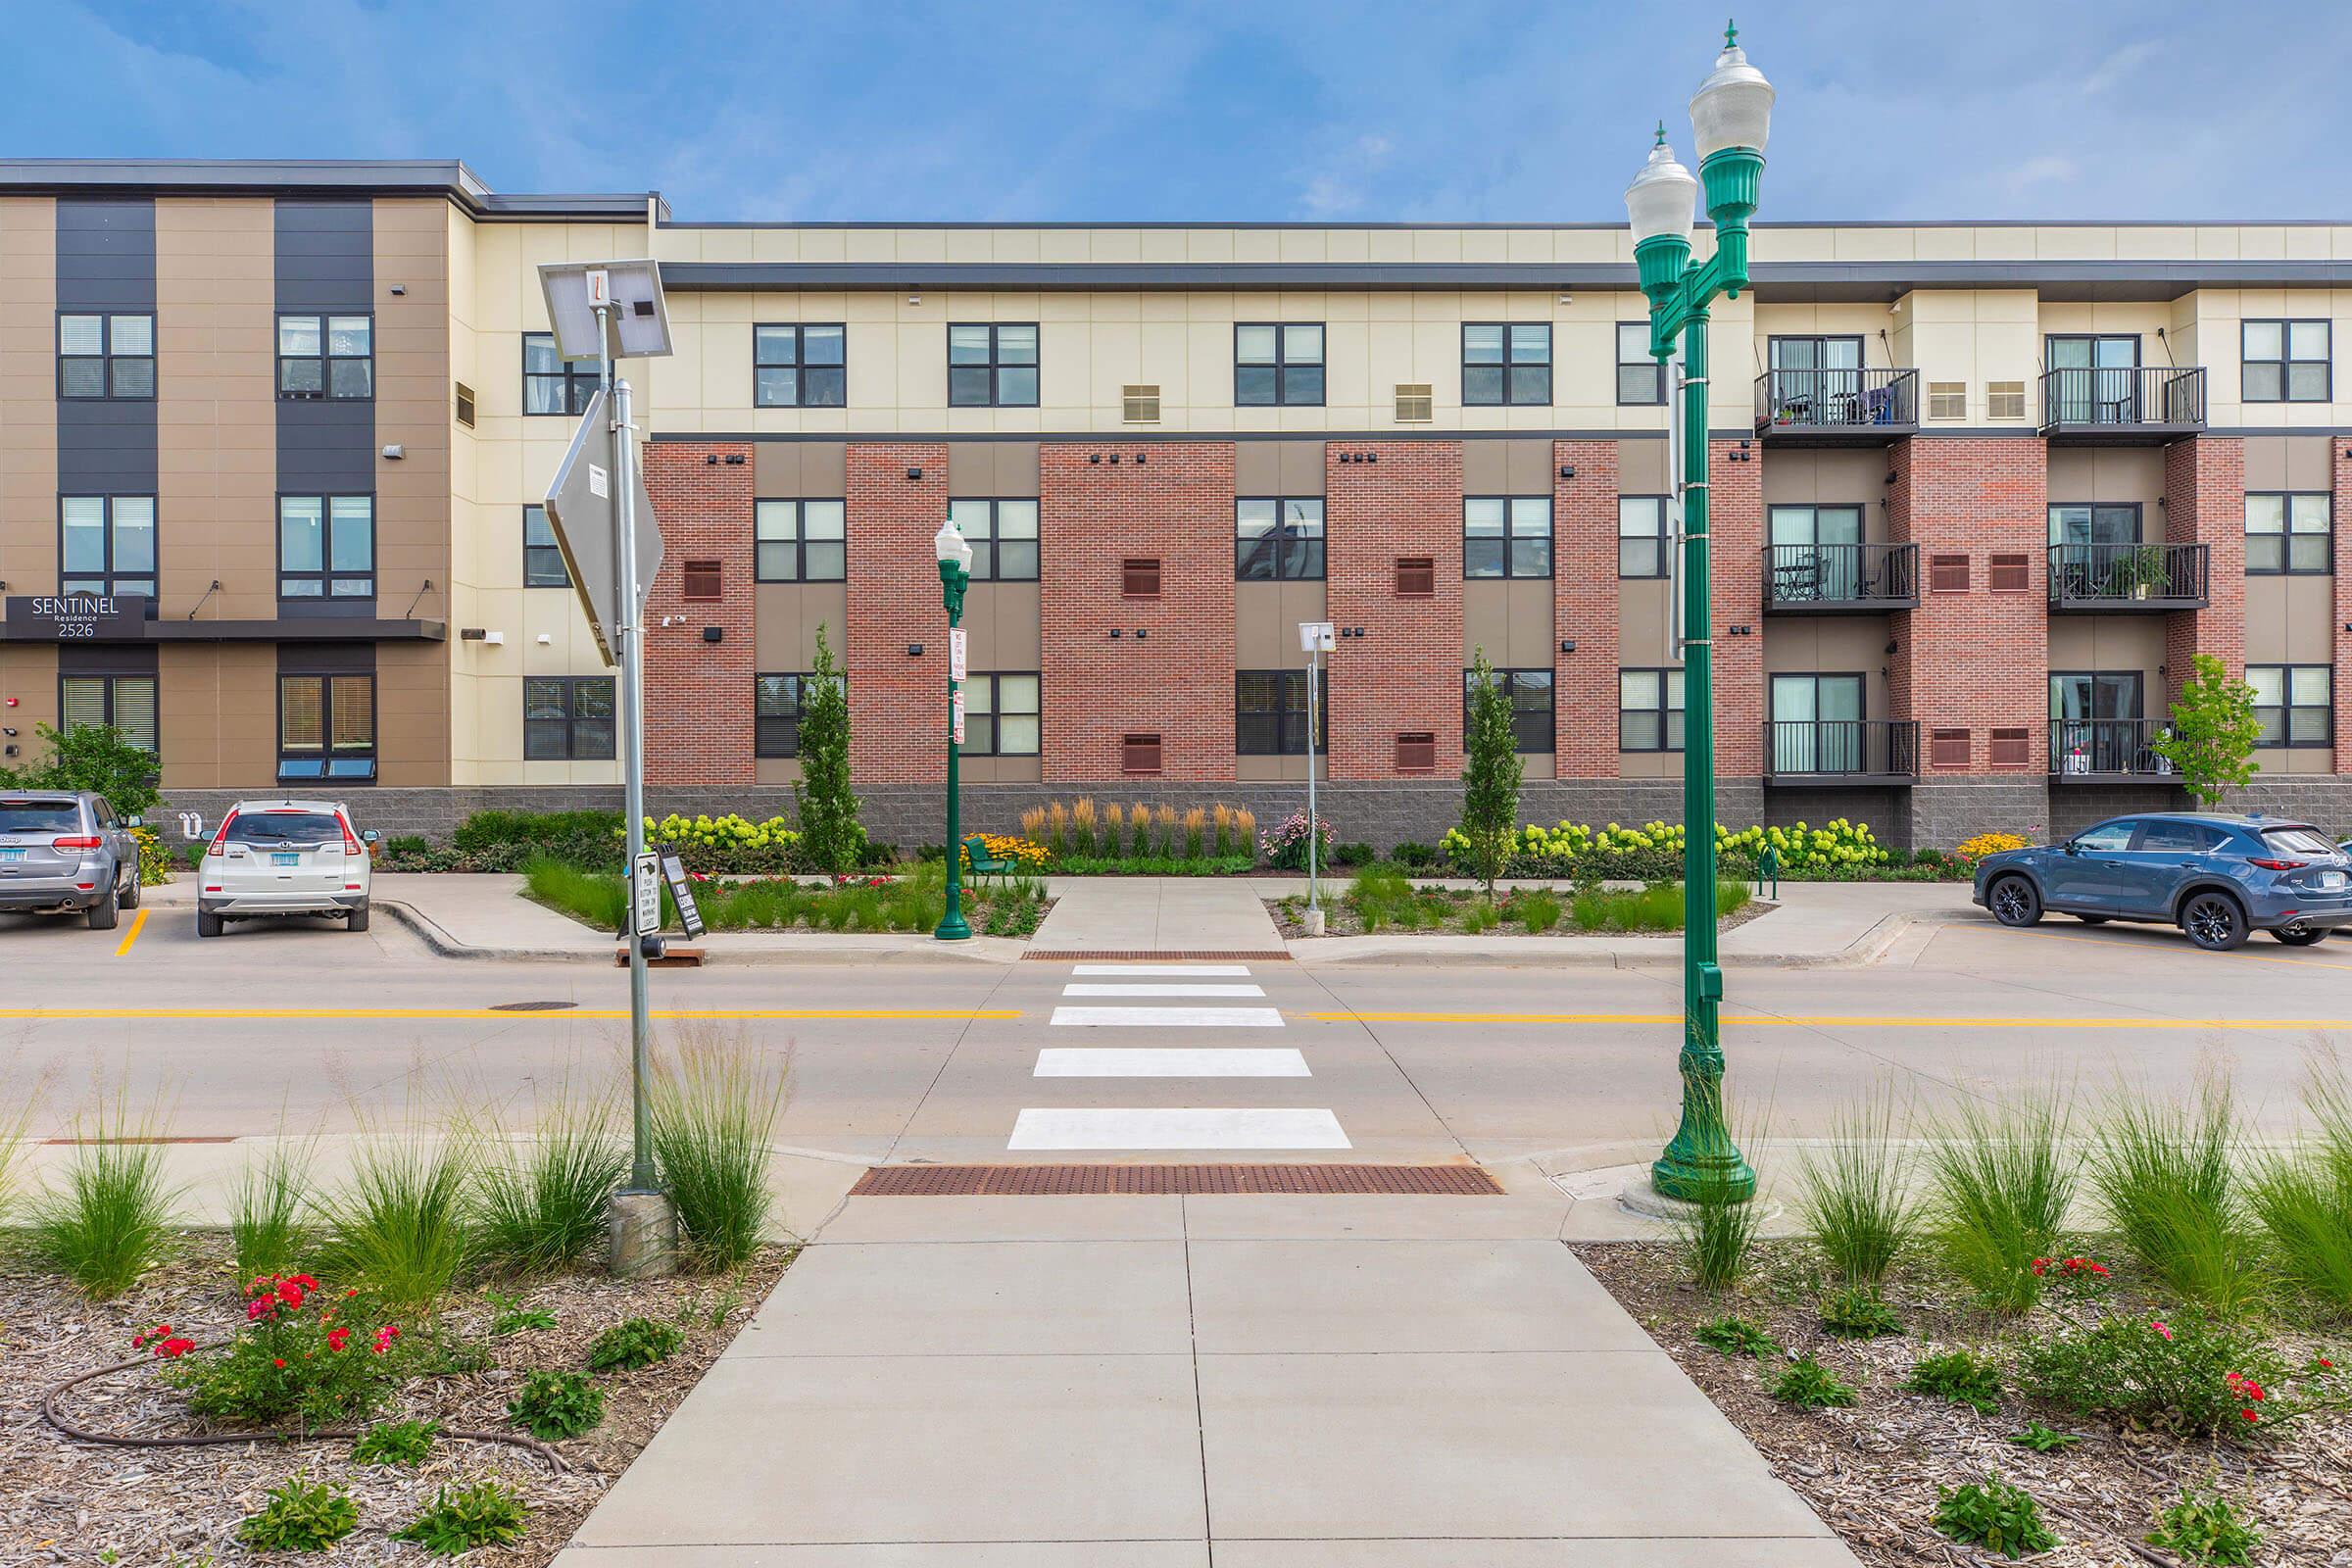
113 907 149 957
0 1007 1020 1022
1305 1010 2352 1031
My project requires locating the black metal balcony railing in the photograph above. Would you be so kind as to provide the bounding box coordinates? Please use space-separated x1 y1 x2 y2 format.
1763 719 1919 784
2050 718 2173 780
2046 543 2209 609
1762 542 1919 611
1755 368 1919 434
2038 366 2206 431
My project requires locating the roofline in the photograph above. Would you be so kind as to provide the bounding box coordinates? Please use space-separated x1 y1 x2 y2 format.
0 159 668 222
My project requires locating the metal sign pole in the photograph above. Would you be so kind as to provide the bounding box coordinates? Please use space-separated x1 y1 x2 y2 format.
1305 650 1321 918
614 369 655 1195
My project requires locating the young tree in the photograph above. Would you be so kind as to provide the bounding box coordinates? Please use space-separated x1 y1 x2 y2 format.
2150 653 2264 807
792 624 866 874
0 722 161 818
1457 650 1524 897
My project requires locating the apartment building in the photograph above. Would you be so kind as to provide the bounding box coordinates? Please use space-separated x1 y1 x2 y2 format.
0 161 2346 845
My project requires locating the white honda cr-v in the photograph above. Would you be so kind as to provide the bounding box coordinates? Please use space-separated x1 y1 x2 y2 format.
197 800 377 938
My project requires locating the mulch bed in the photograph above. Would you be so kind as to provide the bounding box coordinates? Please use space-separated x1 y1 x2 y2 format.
1571 1239 2352 1566
1267 894 1773 940
1 1237 795 1563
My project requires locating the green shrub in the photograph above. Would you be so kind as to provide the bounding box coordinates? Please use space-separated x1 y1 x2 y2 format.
2017 1310 2288 1440
482 1287 556 1334
1906 1348 2003 1413
1770 1354 1858 1409
0 720 162 817
318 1128 476 1311
473 1085 626 1276
2090 1079 2264 1315
30 1089 180 1299
453 808 624 868
1567 881 1748 935
393 1480 530 1555
1795 1089 1919 1287
1925 1090 2076 1313
352 1418 436 1467
236 1474 358 1552
1694 1315 1779 1358
1390 841 1437 868
132 825 176 886
793 624 865 875
651 1038 787 1272
1331 841 1377 867
589 1315 686 1372
166 1274 418 1427
229 1137 316 1285
2006 1422 2081 1453
1818 1284 1904 1339
508 1368 604 1440
1934 1475 2056 1558
2146 1489 2263 1566
1515 890 1561 933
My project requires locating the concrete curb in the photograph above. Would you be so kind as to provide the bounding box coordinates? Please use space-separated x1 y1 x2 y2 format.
1283 905 1949 969
376 897 1028 965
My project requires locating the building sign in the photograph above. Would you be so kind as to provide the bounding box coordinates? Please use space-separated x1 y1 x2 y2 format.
3 595 149 641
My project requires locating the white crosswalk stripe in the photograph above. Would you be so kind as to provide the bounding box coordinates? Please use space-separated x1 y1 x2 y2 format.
1068 963 1253 976
1061 982 1266 998
1049 1005 1285 1028
1034 1048 1310 1078
1009 1107 1351 1151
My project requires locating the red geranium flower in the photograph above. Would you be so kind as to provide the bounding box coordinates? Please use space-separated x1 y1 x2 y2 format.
327 1327 351 1352
153 1337 193 1360
272 1358 287 1369
2031 1257 2051 1276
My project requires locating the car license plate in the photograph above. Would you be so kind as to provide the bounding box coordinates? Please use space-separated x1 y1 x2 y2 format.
0 848 23 862
272 852 300 866
2319 869 2348 892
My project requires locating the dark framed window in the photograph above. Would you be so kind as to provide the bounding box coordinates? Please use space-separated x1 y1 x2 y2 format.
947 323 1038 407
2246 492 2331 575
2242 319 2329 403
2050 670 2143 721
1618 495 1668 578
278 496 374 601
523 676 615 760
1465 496 1552 579
1236 498 1325 581
522 332 599 415
2250 664 2332 748
755 671 840 759
1465 668 1555 753
754 499 847 582
59 673 157 755
59 496 157 602
1235 322 1325 407
965 672 1041 757
948 498 1039 581
276 314 372 399
754 323 846 407
1236 669 1325 756
1619 667 1686 752
278 672 375 781
1616 321 1664 405
58 312 154 399
1462 323 1551 406
2048 503 2142 547
522 505 568 587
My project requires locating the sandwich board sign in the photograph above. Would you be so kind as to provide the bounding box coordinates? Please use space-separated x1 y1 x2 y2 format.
659 853 706 940
543 387 663 667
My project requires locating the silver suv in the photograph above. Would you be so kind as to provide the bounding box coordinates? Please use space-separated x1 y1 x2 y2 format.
0 791 140 930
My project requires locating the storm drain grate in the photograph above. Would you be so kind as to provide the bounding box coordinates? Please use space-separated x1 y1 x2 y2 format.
489 1001 579 1012
851 1163 1503 1197
1023 950 1292 962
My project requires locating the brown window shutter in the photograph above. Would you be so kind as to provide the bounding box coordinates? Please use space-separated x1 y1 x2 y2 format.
1121 734 1162 775
1929 727 1971 769
1395 732 1437 773
1395 556 1435 597
683 560 723 601
1988 553 2029 592
1122 557 1161 598
1929 554 1971 593
1989 727 2031 768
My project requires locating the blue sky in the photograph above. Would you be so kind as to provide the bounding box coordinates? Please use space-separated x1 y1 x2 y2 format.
14 1 2343 223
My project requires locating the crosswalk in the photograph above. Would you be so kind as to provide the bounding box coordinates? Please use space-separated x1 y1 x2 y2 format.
1015 962 1350 1152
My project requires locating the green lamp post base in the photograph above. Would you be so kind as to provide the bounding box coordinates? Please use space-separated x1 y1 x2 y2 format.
934 903 972 942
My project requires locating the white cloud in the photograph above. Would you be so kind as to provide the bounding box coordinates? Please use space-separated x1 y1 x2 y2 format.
2001 155 2080 194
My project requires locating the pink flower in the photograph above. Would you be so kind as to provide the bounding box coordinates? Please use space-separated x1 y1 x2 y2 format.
2151 1319 2173 1341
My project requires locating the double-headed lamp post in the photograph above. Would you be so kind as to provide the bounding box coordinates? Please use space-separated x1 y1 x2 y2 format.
934 517 975 942
1625 21 1775 1204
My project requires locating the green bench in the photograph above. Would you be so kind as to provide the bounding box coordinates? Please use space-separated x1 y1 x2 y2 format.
962 835 1012 891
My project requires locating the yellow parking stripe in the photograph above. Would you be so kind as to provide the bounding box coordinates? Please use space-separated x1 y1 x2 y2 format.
113 908 148 957
0 1006 1019 1022
1307 1010 2352 1031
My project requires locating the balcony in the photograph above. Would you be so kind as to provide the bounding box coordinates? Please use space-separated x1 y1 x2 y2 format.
2046 543 2208 612
1754 368 1919 445
1763 719 1919 788
2050 719 2177 783
1762 543 1918 613
2037 367 2206 443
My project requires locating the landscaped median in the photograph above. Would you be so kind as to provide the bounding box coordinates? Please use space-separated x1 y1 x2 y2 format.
522 856 1052 940
1270 867 1761 939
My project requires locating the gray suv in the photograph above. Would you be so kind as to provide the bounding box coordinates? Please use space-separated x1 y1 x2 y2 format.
0 791 140 930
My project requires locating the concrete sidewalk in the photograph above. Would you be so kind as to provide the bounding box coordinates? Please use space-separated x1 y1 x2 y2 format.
551 1192 1858 1566
1029 873 1286 952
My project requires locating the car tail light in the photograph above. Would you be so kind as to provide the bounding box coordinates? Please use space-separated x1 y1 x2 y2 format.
2249 858 2308 871
51 835 102 851
207 813 236 858
335 811 364 857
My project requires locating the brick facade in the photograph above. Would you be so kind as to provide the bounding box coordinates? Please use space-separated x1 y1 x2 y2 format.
844 443 951 786
1326 439 1465 780
1552 440 1619 777
1038 441 1238 782
2163 434 2246 702
1708 437 1765 776
641 440 756 786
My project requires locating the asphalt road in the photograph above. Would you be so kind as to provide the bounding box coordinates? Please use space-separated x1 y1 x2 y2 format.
4 892 2347 1160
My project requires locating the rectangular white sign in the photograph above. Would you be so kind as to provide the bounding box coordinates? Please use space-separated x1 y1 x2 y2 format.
1298 620 1336 653
632 852 662 936
950 690 966 746
948 626 967 681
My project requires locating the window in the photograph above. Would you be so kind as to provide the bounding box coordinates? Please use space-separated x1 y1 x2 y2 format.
2250 664 2332 747
2073 819 2137 853
2049 503 2143 548
1235 323 1325 407
278 673 375 780
521 506 568 587
753 323 846 407
755 672 842 759
1121 734 1162 775
522 332 598 416
1394 383 1434 421
1986 381 2028 420
1462 323 1551 406
1927 381 1967 419
455 381 476 427
947 323 1038 407
58 313 154 399
1465 668 1555 753
59 497 156 602
754 500 847 582
1619 667 1686 751
278 496 374 601
683 561 722 601
522 676 616 760
1766 505 1865 601
2045 335 2140 423
1990 554 2031 592
2050 671 2143 721
1122 385 1160 423
948 498 1040 581
965 673 1041 757
1236 498 1325 581
1395 556 1435 597
1766 335 1863 418
1769 673 1867 774
1122 558 1160 598
59 674 157 754
1616 322 1664 405
2242 319 2329 403
1930 554 1971 593
2246 493 2331 575
1465 496 1552 579
1236 669 1325 756
2140 819 2228 854
1618 496 1668 578
276 314 372 400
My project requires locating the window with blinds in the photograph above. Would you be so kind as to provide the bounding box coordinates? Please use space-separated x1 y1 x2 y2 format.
59 674 157 755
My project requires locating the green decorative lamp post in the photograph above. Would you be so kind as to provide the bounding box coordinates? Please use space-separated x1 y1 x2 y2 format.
1625 21 1775 1203
934 516 975 942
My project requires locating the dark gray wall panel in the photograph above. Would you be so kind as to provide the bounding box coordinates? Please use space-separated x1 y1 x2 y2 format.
274 200 376 601
55 199 157 497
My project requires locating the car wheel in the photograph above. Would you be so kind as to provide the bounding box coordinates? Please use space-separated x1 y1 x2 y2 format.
119 869 140 910
85 882 119 931
2272 925 2328 947
1988 875 2042 928
197 907 222 939
347 899 370 933
2075 914 2108 925
2180 891 2249 952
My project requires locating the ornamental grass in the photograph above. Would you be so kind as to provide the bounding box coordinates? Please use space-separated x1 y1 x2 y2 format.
1795 1086 1922 1288
2089 1074 2266 1317
1924 1088 2077 1314
2248 1056 2352 1314
649 1032 789 1272
31 1082 182 1299
472 1077 628 1277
